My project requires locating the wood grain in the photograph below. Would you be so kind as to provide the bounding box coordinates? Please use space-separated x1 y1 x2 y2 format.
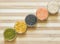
0 0 60 44
0 0 60 2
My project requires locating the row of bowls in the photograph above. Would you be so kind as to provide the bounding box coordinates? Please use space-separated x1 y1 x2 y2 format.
4 1 59 41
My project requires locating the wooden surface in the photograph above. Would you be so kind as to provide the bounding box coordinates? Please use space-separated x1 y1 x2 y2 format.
0 0 60 2
0 0 60 44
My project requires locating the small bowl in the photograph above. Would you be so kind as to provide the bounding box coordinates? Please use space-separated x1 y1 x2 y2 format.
4 28 16 41
47 1 59 14
36 7 48 21
25 14 37 27
14 21 27 34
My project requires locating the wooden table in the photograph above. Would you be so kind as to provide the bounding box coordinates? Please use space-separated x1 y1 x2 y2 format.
0 0 60 44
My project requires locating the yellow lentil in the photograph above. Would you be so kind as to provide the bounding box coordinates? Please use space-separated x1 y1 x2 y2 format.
14 21 27 34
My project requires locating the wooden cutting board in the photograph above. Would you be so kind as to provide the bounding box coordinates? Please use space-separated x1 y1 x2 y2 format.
0 0 60 44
